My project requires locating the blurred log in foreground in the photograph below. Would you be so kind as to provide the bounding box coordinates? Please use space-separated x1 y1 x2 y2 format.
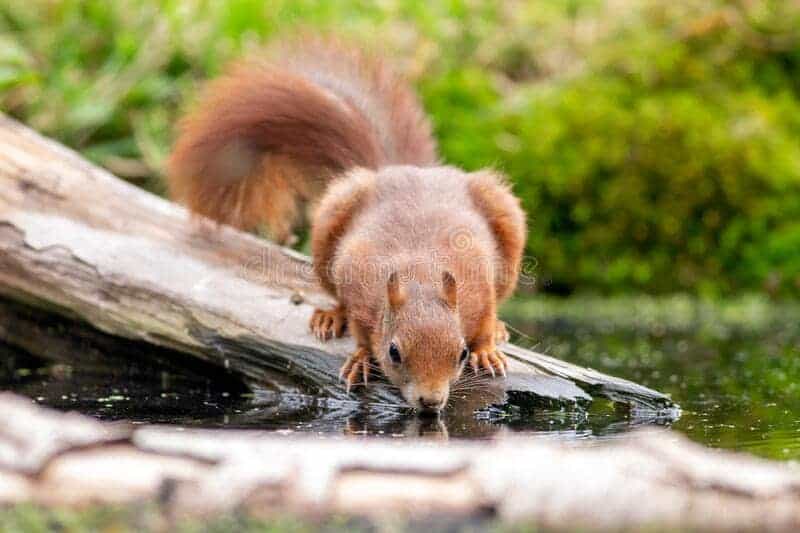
0 393 798 530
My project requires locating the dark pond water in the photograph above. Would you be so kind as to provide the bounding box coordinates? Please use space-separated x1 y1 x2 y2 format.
1 296 798 461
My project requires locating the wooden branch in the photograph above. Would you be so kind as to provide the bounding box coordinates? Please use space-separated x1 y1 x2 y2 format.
0 115 676 413
0 393 798 530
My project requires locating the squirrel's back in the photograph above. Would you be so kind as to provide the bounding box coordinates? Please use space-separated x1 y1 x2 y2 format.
168 37 437 242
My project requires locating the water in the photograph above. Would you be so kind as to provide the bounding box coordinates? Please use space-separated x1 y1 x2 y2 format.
1 297 798 460
504 296 800 461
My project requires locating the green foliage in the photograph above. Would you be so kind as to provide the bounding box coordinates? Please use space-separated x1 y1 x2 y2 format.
501 1 800 296
2 0 799 295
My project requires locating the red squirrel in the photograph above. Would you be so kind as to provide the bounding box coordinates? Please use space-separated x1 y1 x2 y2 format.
168 37 527 412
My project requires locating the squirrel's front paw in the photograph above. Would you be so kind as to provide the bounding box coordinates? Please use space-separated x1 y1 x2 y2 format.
469 344 508 378
339 347 372 392
310 306 347 341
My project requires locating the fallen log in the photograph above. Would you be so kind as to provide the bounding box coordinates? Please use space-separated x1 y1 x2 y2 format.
0 114 676 416
0 393 798 530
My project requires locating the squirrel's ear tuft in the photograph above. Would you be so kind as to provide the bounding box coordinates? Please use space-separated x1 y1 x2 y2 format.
441 271 458 309
387 271 406 310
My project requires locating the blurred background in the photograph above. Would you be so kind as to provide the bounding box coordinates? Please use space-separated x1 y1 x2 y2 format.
1 1 799 460
3 0 800 298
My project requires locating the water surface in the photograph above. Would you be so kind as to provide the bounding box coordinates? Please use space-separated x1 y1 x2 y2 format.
2 296 797 460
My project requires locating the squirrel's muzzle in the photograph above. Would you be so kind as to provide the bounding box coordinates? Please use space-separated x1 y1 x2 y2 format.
415 389 448 413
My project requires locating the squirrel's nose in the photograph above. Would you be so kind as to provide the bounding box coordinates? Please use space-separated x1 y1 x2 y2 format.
418 395 445 411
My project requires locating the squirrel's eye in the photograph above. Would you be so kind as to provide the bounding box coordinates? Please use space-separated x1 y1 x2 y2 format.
388 342 402 364
459 347 470 364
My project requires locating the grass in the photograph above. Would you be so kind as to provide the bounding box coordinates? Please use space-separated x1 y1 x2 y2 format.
0 504 542 533
0 505 329 533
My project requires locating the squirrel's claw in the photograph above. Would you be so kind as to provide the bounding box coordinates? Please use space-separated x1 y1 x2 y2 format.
469 346 508 379
310 306 347 341
481 350 496 378
469 352 479 374
340 347 371 393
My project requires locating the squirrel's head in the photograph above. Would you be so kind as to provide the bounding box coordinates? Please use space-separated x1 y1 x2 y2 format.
375 271 468 413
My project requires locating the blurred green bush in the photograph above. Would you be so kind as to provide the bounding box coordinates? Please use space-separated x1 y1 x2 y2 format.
2 0 799 296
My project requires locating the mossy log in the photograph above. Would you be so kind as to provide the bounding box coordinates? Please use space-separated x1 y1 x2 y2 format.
0 114 676 415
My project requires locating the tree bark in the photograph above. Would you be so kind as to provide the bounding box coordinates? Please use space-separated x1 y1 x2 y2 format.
0 393 798 530
0 114 675 414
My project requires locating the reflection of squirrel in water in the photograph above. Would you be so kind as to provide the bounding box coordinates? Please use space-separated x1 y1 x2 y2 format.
168 37 527 412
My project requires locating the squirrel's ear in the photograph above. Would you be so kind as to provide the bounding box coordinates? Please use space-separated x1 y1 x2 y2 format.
441 271 458 309
387 271 406 310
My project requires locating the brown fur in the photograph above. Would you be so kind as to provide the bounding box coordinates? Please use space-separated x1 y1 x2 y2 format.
168 38 527 410
168 37 436 242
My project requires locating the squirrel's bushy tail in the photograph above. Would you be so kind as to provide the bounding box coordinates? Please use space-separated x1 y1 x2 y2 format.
167 37 437 243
